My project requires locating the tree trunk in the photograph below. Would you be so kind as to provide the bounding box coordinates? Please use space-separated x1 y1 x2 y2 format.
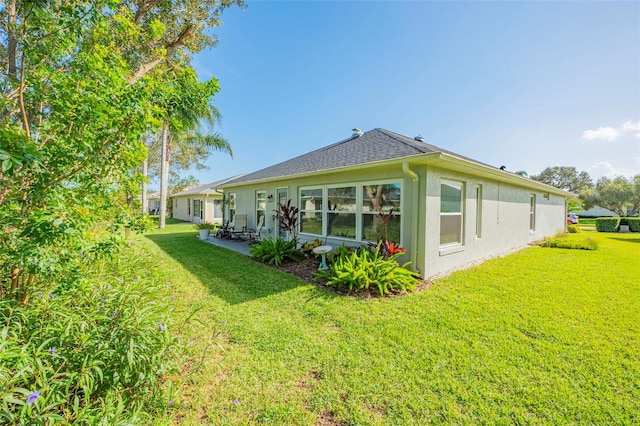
159 120 169 229
7 0 17 79
141 158 148 214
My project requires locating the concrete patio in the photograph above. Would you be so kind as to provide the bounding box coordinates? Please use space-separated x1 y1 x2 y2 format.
204 235 253 256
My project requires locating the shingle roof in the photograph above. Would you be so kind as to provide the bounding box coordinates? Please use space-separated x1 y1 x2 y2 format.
171 174 248 197
224 128 458 185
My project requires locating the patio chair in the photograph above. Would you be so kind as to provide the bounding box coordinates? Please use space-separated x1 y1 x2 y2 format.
215 220 231 239
243 215 265 244
230 214 247 239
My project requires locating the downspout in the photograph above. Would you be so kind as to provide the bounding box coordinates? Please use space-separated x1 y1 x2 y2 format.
402 162 420 274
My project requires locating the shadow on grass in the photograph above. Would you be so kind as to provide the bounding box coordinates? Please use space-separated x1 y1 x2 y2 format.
145 232 313 305
607 237 640 244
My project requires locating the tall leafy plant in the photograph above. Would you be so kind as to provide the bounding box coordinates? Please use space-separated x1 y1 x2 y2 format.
273 199 300 242
0 1 242 298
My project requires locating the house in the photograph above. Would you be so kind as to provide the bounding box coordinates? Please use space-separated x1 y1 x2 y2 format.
220 128 571 279
146 191 161 214
171 175 246 224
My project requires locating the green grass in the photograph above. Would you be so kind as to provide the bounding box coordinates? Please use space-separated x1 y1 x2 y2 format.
139 226 640 425
577 218 596 226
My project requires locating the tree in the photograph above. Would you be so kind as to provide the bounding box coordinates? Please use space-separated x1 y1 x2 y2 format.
169 175 200 194
581 175 640 216
0 1 241 298
153 66 232 228
530 166 593 193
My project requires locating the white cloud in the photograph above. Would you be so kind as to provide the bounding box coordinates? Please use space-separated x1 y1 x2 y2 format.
587 161 620 178
622 120 640 132
582 127 620 142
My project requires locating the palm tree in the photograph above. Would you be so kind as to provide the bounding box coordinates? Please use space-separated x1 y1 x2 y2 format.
154 66 232 228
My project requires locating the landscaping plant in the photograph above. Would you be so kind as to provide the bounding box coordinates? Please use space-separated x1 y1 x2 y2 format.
595 217 620 232
0 247 179 424
316 243 417 296
250 237 304 266
539 233 598 250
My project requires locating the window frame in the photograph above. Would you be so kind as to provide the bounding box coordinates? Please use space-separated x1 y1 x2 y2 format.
228 193 236 223
529 194 536 232
475 184 483 239
256 190 267 227
298 180 403 245
440 179 465 247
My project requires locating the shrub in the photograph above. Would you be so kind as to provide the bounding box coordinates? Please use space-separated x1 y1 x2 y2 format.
595 217 620 233
628 217 640 232
567 224 581 233
301 239 324 258
316 245 418 296
250 237 304 266
539 234 598 250
0 248 178 424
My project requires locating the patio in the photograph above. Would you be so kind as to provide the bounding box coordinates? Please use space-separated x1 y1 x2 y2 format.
204 235 253 256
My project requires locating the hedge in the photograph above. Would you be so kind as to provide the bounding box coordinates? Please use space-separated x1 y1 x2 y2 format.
595 217 620 232
627 217 640 232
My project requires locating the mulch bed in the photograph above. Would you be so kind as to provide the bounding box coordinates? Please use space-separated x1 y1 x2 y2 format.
266 256 432 298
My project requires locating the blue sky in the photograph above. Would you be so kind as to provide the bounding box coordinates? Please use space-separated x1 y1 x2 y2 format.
187 0 639 185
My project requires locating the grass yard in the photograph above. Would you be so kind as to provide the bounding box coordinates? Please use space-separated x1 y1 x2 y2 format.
139 226 639 425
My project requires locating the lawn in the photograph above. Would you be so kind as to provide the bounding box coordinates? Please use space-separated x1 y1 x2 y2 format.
139 226 639 425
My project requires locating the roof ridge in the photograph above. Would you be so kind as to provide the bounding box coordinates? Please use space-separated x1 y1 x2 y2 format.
375 128 442 154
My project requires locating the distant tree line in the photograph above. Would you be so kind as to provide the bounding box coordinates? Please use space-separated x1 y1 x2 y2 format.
528 166 640 216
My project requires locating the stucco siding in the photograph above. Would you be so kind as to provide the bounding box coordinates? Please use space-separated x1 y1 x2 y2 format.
171 195 224 224
422 166 566 278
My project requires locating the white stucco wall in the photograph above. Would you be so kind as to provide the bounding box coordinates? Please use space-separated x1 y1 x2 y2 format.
421 166 566 278
171 194 224 224
224 163 566 279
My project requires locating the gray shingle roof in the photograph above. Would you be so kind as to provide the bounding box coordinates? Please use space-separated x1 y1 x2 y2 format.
224 128 458 185
171 174 248 197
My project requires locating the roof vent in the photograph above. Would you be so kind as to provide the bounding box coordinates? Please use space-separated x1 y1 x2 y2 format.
414 133 425 142
352 128 363 138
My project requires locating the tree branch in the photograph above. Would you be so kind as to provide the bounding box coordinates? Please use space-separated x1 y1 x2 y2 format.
127 23 194 85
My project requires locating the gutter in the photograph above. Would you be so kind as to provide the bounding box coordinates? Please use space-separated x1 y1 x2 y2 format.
402 162 420 274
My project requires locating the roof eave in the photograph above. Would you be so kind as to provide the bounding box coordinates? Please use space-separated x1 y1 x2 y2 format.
426 153 574 197
221 151 573 198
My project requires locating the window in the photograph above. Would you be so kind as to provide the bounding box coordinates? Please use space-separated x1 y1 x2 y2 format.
328 186 356 239
213 199 223 220
362 183 401 242
299 182 402 242
228 193 236 222
193 199 202 220
187 198 191 216
256 191 266 226
529 194 536 231
475 184 483 238
299 188 323 235
440 180 464 246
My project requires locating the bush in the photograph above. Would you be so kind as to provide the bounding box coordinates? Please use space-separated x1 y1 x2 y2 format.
300 239 324 258
539 234 598 250
595 217 620 232
250 237 304 266
628 217 640 232
316 245 418 296
567 224 581 233
0 248 178 424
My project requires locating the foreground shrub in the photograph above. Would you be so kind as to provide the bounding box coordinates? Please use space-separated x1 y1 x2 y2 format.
626 217 640 232
250 237 304 266
0 248 177 424
539 234 598 250
316 245 418 296
567 224 581 233
595 217 620 232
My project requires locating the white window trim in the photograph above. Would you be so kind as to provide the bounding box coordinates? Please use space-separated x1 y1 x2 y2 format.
475 184 483 239
440 179 465 248
256 190 267 227
529 194 536 233
298 180 403 245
